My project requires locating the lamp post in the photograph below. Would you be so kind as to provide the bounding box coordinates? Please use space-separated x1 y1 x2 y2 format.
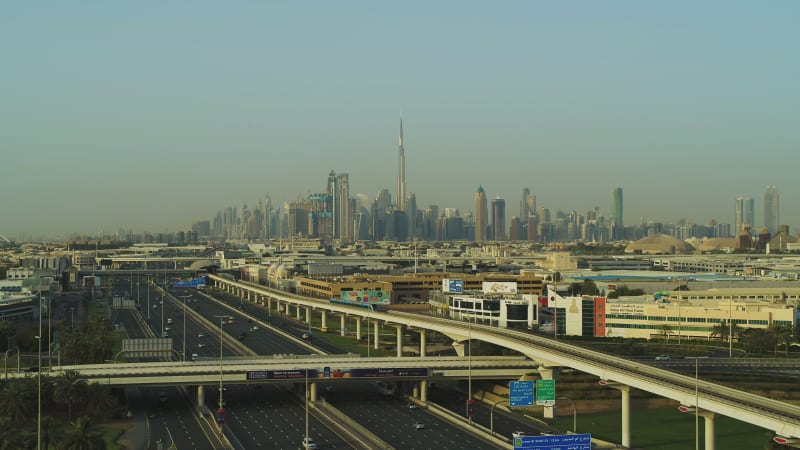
36 291 42 450
180 292 191 361
214 315 226 423
489 399 508 435
147 277 151 321
557 397 577 433
467 314 472 424
305 366 310 449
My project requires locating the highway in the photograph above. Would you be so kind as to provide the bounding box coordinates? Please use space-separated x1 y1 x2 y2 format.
111 279 222 450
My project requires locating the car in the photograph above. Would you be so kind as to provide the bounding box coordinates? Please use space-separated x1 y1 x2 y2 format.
302 332 310 340
251 325 258 331
161 332 169 338
198 343 206 348
512 431 527 438
407 403 417 409
191 353 199 361
164 326 171 331
197 333 204 338
655 354 671 361
414 421 425 430
302 437 317 449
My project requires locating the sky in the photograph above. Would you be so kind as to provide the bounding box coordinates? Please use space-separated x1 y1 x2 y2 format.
2 2 799 239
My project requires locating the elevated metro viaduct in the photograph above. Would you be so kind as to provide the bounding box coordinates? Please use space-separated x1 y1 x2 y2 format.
207 274 800 449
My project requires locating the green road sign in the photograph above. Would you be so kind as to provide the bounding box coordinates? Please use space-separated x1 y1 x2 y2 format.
535 379 556 406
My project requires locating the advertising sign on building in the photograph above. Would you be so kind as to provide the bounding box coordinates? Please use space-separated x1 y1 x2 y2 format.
340 290 390 304
482 281 518 294
442 279 464 294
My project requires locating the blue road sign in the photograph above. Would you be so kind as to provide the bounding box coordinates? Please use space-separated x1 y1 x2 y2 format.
513 433 591 450
509 380 534 407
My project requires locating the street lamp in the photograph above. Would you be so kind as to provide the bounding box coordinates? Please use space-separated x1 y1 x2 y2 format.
180 292 191 361
557 397 577 433
305 366 310 449
489 399 508 435
214 315 227 416
36 292 42 450
466 313 473 424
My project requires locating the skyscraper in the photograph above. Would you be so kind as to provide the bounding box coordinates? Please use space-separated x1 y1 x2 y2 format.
611 188 624 240
520 188 531 220
474 186 487 243
397 117 406 212
326 171 352 241
492 195 506 241
764 185 779 234
735 196 755 234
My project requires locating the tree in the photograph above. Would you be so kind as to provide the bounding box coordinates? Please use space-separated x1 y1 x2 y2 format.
569 279 600 296
0 377 35 422
0 416 24 450
657 324 673 342
59 416 106 450
54 369 87 421
742 328 777 355
82 384 116 420
771 325 794 356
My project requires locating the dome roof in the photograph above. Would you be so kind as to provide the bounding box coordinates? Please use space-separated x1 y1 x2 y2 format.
188 259 218 271
625 234 695 254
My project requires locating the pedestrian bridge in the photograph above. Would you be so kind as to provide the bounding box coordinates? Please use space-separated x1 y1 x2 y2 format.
208 275 800 446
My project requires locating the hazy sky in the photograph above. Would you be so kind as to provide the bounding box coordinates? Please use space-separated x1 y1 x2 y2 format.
2 2 799 239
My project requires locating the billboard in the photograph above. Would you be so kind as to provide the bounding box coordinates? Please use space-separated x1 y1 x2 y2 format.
482 281 518 294
442 279 464 294
339 290 390 304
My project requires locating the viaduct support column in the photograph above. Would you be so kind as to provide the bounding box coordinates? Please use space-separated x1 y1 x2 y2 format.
197 385 205 408
305 307 311 325
296 304 301 320
419 330 426 357
600 381 631 448
420 379 428 402
373 320 380 350
310 382 318 402
412 384 419 399
679 407 717 450
356 318 362 340
340 315 346 336
321 310 327 330
395 325 403 357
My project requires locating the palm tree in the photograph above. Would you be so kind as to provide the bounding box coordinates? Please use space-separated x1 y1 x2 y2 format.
83 384 116 420
59 416 106 450
54 369 87 421
657 324 673 342
0 378 35 422
771 325 795 356
0 416 23 450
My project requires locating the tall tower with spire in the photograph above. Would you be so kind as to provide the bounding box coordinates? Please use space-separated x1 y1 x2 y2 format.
397 117 406 211
475 185 487 243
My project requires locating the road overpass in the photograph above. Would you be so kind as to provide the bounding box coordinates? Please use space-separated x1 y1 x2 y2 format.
207 274 800 448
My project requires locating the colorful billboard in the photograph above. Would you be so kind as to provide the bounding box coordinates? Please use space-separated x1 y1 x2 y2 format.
482 281 518 294
339 290 390 304
442 279 464 293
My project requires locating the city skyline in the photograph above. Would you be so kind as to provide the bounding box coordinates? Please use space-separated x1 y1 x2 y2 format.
3 2 799 237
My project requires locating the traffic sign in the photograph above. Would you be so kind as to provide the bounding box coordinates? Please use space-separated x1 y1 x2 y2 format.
513 433 591 450
509 380 534 407
535 379 556 406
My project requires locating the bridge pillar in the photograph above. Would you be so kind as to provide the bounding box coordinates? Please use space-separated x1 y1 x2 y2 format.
452 341 466 357
412 383 419 399
704 412 716 450
356 317 362 340
374 320 380 350
340 314 346 336
197 385 205 408
310 382 318 402
419 330 426 357
321 310 327 330
305 307 311 325
600 381 631 448
395 325 403 357
296 304 301 320
538 367 556 419
420 379 428 402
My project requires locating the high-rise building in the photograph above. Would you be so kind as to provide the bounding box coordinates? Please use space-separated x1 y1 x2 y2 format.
764 185 779 234
611 188 624 240
735 196 755 234
474 186 488 242
326 171 352 241
397 117 406 212
520 188 530 220
492 195 506 241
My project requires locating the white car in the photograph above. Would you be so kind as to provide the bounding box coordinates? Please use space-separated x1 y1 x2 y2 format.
197 333 204 338
251 326 259 331
414 421 425 430
512 431 527 438
302 437 317 449
655 354 671 361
